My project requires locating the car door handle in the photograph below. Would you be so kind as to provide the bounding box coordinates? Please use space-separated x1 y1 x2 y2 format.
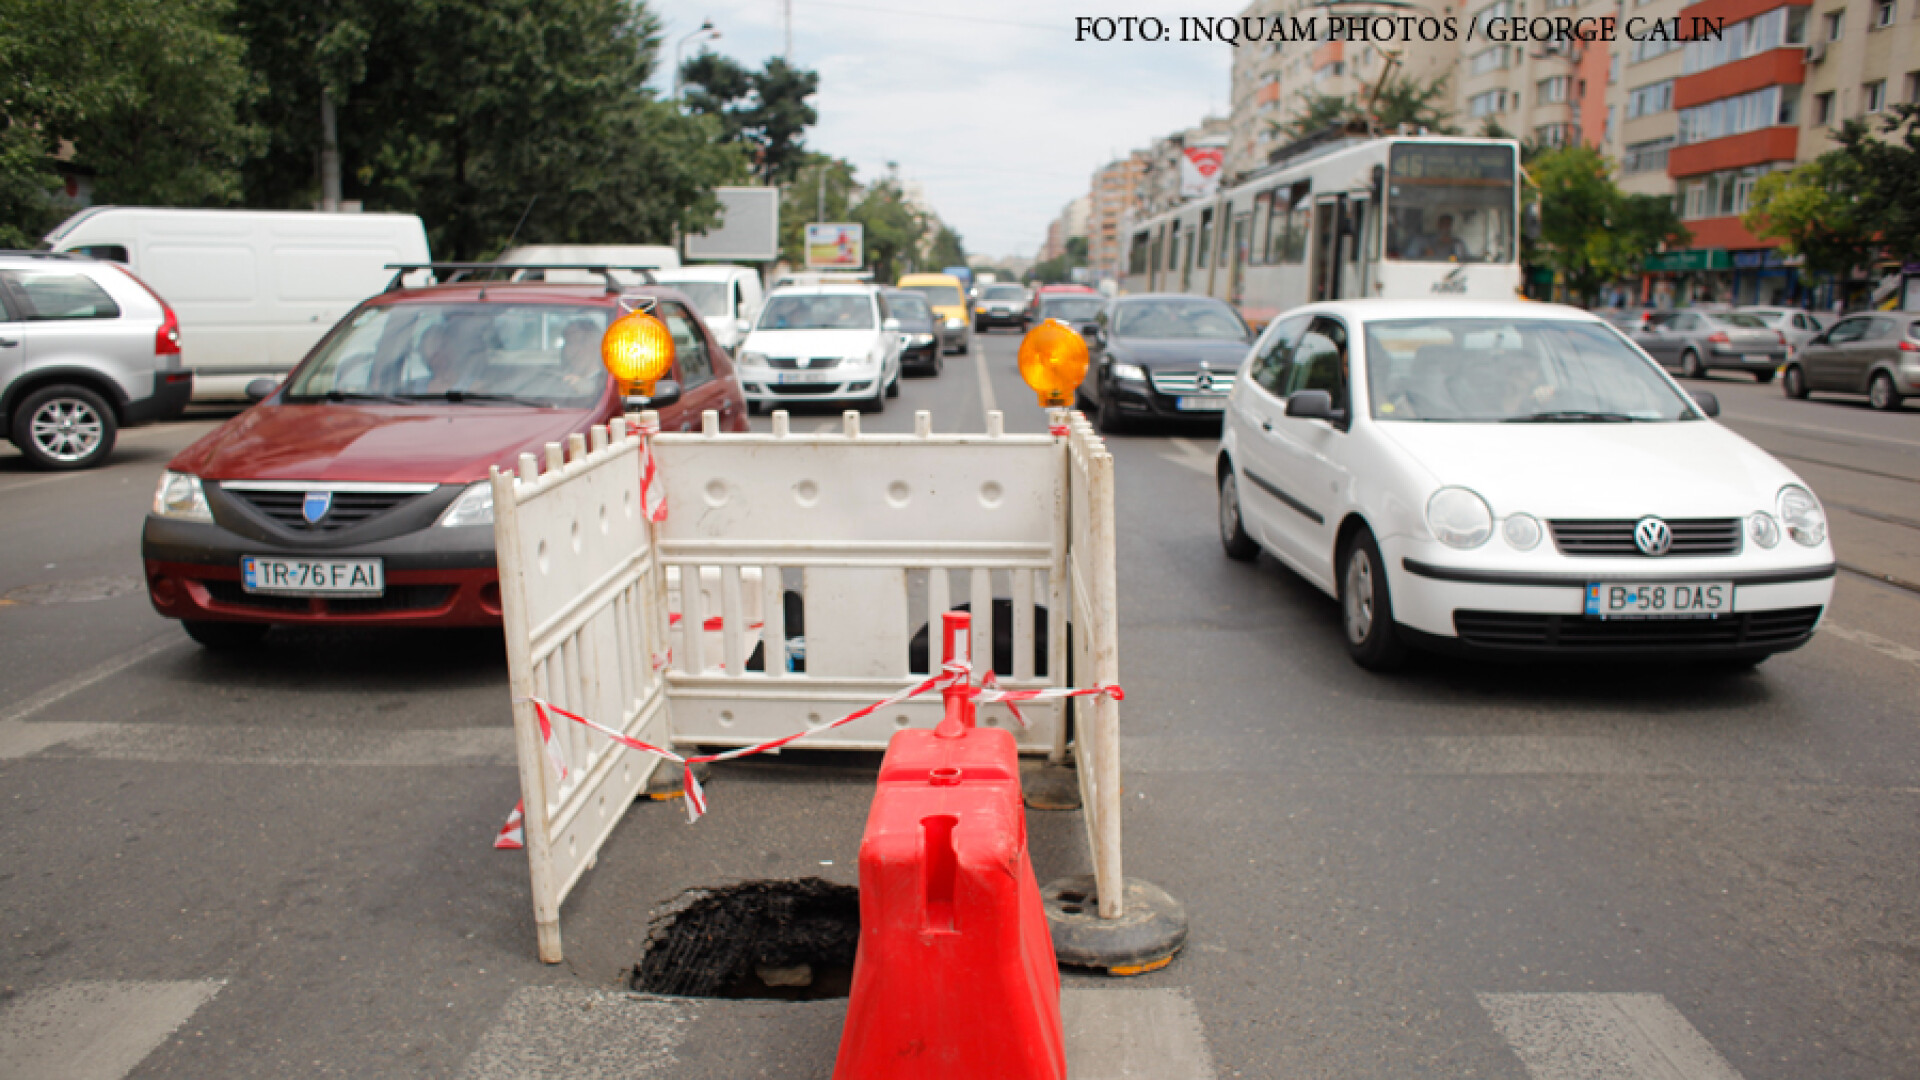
1260 419 1273 432
0 337 17 347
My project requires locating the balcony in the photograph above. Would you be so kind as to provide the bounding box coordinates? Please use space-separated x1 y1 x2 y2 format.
1674 49 1806 109
1669 126 1798 177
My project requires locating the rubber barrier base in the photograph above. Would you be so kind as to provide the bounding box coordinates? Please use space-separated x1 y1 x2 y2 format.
1042 876 1189 976
1023 762 1083 811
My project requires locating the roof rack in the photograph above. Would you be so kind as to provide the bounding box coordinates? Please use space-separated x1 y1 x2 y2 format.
381 262 660 294
0 249 89 261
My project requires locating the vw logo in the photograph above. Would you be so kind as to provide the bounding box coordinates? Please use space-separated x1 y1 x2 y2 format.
302 490 333 524
1633 516 1672 556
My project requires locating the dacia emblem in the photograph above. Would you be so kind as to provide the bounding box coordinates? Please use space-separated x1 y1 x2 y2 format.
303 490 333 524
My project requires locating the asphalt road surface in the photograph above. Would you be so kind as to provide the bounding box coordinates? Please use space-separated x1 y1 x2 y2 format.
0 332 1915 1079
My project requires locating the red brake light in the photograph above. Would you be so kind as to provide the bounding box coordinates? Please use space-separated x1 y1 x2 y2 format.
155 304 181 356
1775 331 1786 344
1900 339 1920 352
1707 331 1730 344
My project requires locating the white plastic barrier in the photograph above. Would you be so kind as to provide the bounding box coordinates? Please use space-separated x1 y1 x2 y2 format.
493 409 1123 961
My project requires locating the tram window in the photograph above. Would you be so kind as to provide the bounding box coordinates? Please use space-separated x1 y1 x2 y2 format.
1283 198 1310 264
1129 231 1151 276
1196 211 1213 267
1384 143 1517 263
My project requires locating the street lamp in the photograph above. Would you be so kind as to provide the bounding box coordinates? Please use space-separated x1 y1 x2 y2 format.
673 20 721 101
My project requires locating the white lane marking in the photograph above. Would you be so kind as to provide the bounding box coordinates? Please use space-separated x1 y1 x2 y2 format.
1722 413 1920 450
0 979 224 1080
1161 436 1215 476
0 634 184 726
811 418 837 434
974 340 999 425
1064 987 1218 1079
458 987 691 1079
17 723 515 765
1822 621 1920 669
1480 993 1744 1080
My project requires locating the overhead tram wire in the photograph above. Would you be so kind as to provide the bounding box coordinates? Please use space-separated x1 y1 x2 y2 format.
794 1 1057 32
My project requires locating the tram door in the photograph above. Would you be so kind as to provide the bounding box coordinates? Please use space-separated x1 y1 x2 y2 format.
1311 197 1342 302
1229 211 1250 305
1344 197 1369 299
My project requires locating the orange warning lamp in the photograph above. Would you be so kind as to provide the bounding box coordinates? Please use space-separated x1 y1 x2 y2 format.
601 311 676 395
1016 319 1089 408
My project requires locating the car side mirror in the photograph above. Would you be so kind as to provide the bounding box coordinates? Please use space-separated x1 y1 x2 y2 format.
245 377 277 403
624 378 682 413
1286 389 1347 423
735 317 752 334
1689 389 1720 417
882 317 901 331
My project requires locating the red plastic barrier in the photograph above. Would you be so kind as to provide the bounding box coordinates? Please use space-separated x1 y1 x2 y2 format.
832 613 1066 1080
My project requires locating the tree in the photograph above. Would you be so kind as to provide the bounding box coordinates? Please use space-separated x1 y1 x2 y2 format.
850 176 926 281
1277 93 1355 141
925 225 966 271
779 153 858 264
1742 158 1871 283
1828 105 1920 262
1030 237 1088 284
1530 145 1688 306
1277 73 1455 141
679 53 820 185
0 0 258 245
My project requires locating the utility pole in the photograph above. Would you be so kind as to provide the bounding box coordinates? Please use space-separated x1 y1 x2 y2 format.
817 165 825 222
320 90 341 212
784 0 792 58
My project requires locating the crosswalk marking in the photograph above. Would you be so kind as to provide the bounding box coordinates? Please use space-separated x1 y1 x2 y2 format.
1480 992 1744 1080
0 980 223 1080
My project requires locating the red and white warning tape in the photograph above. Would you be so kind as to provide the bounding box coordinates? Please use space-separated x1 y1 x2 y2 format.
495 800 525 849
512 662 1121 825
636 416 668 523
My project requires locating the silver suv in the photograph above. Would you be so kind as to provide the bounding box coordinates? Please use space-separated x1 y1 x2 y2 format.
0 251 192 469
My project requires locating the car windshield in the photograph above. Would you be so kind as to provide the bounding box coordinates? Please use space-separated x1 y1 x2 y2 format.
1041 298 1105 323
1363 318 1699 422
284 302 610 406
758 293 875 330
1709 313 1769 329
900 283 964 307
658 281 728 317
1111 299 1248 341
888 295 934 323
982 285 1025 300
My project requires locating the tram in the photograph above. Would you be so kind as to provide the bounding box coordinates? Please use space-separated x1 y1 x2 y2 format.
1120 133 1523 325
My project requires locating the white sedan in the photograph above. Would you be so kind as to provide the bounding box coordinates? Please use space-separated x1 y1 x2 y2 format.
1215 301 1835 670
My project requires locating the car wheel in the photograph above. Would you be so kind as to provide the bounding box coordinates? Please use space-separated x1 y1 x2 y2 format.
858 379 884 414
1754 368 1775 384
1783 364 1808 399
13 384 118 470
885 367 900 398
1338 529 1409 672
745 399 762 416
1679 349 1704 379
1096 390 1128 436
1869 371 1904 411
183 620 271 651
1218 470 1258 562
931 353 943 377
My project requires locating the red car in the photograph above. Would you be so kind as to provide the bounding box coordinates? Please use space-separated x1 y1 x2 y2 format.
142 272 748 649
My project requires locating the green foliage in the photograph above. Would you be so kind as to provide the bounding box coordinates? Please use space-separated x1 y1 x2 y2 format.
1030 238 1089 284
231 0 748 259
1277 73 1455 141
1742 158 1868 282
1829 104 1920 262
679 53 820 186
0 0 258 244
850 176 926 281
780 154 858 264
926 225 966 271
1531 145 1688 305
1277 94 1355 141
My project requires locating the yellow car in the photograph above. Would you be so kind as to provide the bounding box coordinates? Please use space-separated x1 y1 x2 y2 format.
896 273 971 354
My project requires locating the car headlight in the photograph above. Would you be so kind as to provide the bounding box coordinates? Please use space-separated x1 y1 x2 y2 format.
1776 485 1826 547
1111 362 1147 382
438 480 495 528
740 350 769 367
911 333 935 345
1502 512 1542 551
945 317 963 329
1426 487 1493 549
1747 511 1780 549
152 470 212 523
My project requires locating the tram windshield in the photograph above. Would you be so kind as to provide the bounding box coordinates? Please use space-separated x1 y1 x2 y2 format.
1384 143 1517 264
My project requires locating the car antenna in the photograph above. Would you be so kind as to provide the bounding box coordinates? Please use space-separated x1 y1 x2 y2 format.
502 195 539 253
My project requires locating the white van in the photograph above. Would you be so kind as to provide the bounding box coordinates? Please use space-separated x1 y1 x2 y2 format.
498 244 679 286
652 265 765 351
44 207 431 401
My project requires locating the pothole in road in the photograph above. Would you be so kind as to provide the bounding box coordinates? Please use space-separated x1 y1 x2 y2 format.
630 878 859 1001
3 575 143 605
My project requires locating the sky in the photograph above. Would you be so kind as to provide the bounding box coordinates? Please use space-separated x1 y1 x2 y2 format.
653 1 1236 261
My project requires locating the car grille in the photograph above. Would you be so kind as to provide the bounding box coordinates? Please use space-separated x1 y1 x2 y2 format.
203 580 454 614
766 357 842 370
1148 369 1237 396
767 383 844 395
1453 607 1822 650
1548 518 1741 557
226 487 427 532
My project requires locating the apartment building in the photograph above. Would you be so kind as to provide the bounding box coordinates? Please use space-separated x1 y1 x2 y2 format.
1456 0 1590 147
1086 152 1149 282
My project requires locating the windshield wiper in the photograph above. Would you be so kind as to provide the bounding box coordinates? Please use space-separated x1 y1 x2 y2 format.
402 390 555 408
1504 410 1640 423
301 389 416 405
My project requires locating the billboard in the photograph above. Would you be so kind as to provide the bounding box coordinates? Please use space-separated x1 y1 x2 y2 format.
1179 141 1227 200
805 222 864 269
684 186 780 261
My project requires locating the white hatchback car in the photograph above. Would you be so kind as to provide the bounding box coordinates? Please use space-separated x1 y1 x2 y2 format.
734 285 903 413
1216 301 1835 670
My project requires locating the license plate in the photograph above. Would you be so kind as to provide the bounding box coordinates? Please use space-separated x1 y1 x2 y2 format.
1742 354 1768 364
775 370 837 384
1176 396 1228 412
1584 580 1731 620
242 556 384 596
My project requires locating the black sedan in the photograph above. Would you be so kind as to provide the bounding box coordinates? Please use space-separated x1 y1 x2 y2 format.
1079 294 1253 434
882 288 943 376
